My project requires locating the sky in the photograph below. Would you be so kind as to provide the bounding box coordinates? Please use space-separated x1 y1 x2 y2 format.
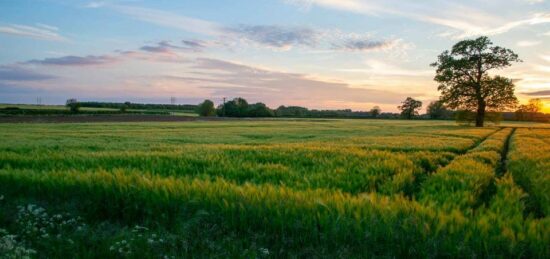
0 0 549 112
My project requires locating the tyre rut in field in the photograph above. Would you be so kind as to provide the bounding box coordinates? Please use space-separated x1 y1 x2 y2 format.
497 127 515 177
506 128 546 218
410 128 504 200
415 128 513 211
474 127 516 209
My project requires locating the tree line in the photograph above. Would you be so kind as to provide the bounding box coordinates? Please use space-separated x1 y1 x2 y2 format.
196 98 403 119
194 96 547 123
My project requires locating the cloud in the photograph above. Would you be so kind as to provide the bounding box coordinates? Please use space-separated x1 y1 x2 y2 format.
0 23 66 41
0 65 56 81
284 0 550 39
164 57 418 108
107 4 396 51
112 4 318 49
182 39 207 51
26 55 118 66
84 1 106 8
110 4 222 36
523 0 544 4
35 23 59 31
140 40 205 54
0 82 48 94
224 25 319 49
332 38 400 52
140 41 179 54
336 59 433 77
475 13 550 38
523 90 550 96
517 40 542 47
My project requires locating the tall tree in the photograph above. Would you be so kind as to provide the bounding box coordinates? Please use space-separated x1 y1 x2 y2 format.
65 98 80 113
196 99 216 116
247 102 274 117
217 97 249 117
398 97 422 119
431 36 520 127
515 98 543 121
370 106 381 118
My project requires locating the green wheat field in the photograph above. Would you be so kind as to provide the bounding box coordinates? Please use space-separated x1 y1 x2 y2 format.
0 119 549 258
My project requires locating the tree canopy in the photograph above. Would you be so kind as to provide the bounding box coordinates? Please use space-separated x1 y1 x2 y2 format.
65 98 80 113
196 99 216 116
432 36 520 127
398 97 422 119
370 106 381 118
515 98 543 121
217 97 274 117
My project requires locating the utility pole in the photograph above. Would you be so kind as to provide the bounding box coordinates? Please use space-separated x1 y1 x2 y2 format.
170 96 176 105
36 97 42 105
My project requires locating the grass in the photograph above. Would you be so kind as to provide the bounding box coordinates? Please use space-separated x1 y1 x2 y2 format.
0 119 548 258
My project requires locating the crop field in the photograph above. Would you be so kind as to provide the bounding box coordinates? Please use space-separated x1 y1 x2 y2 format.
0 119 548 258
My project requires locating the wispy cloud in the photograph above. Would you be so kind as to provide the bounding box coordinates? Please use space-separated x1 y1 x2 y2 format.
336 59 433 77
523 90 550 96
517 40 542 47
224 25 319 49
523 0 545 4
473 13 550 38
166 57 419 108
110 4 222 36
182 39 207 51
284 0 550 39
26 55 118 66
105 4 401 51
0 65 56 81
84 1 106 8
140 40 205 54
140 41 180 54
332 37 400 52
0 23 66 41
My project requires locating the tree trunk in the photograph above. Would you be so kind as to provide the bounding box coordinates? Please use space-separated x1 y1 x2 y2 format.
475 102 485 127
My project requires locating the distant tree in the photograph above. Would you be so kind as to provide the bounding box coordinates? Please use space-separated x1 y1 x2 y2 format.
120 101 131 112
217 97 249 117
398 97 422 119
370 106 381 118
515 98 543 121
275 106 309 117
432 36 520 127
197 99 216 116
527 98 543 113
65 98 80 113
427 100 451 119
247 102 274 117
